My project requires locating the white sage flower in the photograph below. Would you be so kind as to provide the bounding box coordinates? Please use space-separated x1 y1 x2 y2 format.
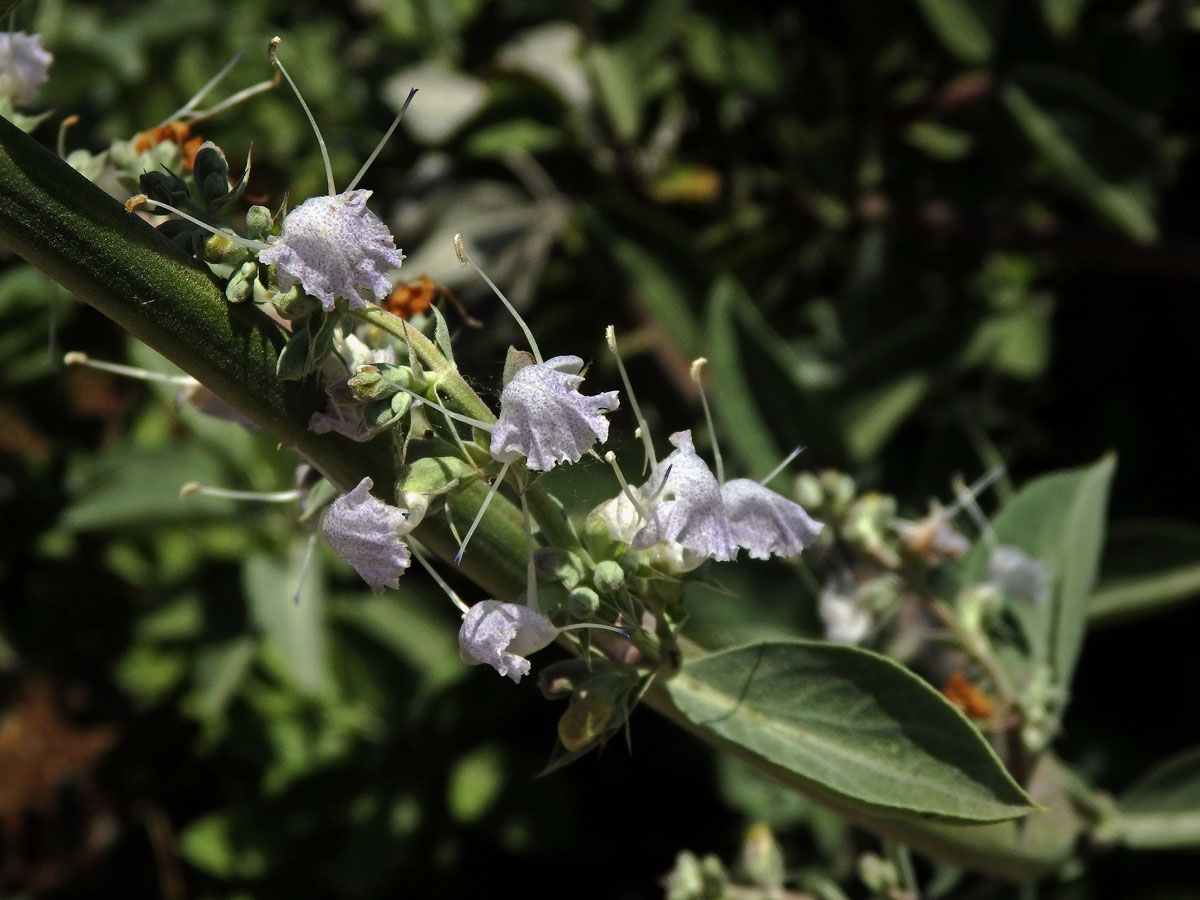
489 355 619 471
632 430 738 562
259 190 403 311
322 477 412 593
458 600 559 683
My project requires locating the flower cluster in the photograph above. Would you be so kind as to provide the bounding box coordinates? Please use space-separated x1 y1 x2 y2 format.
93 35 826 748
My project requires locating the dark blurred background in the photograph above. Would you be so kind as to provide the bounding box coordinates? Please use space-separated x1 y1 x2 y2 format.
1 1 1199 897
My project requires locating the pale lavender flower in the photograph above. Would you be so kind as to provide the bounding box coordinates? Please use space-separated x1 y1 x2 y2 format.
459 600 559 683
322 477 411 593
0 33 51 106
988 545 1048 606
259 190 403 311
721 478 823 560
632 431 738 562
489 355 619 471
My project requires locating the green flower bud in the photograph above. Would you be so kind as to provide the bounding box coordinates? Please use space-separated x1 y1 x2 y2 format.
348 365 388 402
794 471 824 511
822 469 857 517
844 492 901 568
139 169 192 209
568 586 600 620
592 559 625 594
193 142 231 206
272 284 320 322
225 260 258 304
740 824 784 892
958 583 1003 637
557 687 615 753
534 548 584 588
395 446 477 500
245 204 274 242
857 853 900 895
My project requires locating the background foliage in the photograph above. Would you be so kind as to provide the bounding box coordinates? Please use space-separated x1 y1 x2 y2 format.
2 0 1199 897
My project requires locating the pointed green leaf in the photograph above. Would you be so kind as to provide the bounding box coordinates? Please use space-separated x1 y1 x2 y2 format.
1116 745 1200 849
666 641 1034 822
962 455 1115 689
1040 0 1087 37
244 543 328 695
1000 83 1157 243
1089 520 1200 625
841 372 930 462
912 0 995 65
705 276 781 476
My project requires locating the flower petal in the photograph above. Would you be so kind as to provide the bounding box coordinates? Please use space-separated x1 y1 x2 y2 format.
259 190 403 311
632 431 738 562
322 477 411 593
721 478 823 560
489 355 619 471
458 600 560 683
0 33 52 106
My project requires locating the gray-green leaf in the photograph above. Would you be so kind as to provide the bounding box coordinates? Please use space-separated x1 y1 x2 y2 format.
666 641 1034 823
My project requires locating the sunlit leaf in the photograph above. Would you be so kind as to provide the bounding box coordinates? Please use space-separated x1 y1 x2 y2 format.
961 455 1116 691
666 641 1034 822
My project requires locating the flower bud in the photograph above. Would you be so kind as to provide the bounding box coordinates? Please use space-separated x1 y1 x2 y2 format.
245 205 275 242
396 448 477 500
740 824 784 892
567 586 600 620
592 560 625 594
193 142 231 206
557 687 615 752
821 469 857 517
271 284 320 321
534 548 584 588
794 471 824 511
225 260 258 304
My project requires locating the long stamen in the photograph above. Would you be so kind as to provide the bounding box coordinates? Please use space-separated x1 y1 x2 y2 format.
57 114 78 159
559 622 629 637
399 386 494 432
456 460 512 564
180 483 303 502
126 195 268 252
269 36 336 196
605 326 657 469
454 234 542 364
409 540 471 615
760 445 805 487
689 358 723 484
951 471 1000 547
160 52 244 126
64 351 197 386
347 87 418 192
519 486 539 613
184 77 279 126
944 464 1006 519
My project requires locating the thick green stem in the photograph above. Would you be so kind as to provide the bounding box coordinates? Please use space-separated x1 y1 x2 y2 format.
0 113 526 598
0 114 390 495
